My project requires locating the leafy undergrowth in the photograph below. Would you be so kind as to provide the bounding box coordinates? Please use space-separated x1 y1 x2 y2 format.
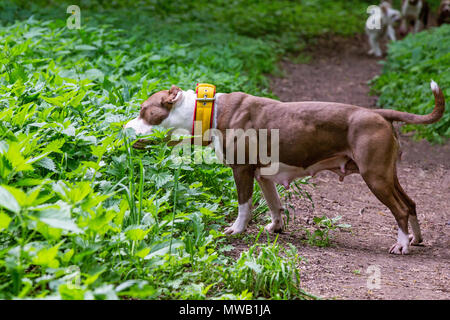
371 24 450 144
0 1 369 299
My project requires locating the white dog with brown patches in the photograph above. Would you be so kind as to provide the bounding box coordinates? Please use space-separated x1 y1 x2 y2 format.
366 1 402 57
400 0 429 36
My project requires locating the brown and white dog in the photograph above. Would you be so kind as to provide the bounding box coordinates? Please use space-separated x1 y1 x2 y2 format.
438 0 450 25
125 81 446 255
399 0 429 36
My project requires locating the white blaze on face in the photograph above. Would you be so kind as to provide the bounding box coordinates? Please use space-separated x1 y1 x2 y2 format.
159 90 195 132
124 117 152 135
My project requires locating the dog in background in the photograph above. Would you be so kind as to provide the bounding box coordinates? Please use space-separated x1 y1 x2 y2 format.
438 0 450 25
399 0 429 36
366 1 402 57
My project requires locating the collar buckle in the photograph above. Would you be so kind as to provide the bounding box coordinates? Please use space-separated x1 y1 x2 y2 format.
196 97 216 102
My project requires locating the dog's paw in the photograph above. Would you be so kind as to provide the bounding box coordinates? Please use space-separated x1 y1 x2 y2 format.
409 234 424 246
374 51 383 58
264 220 284 234
224 226 244 235
389 243 410 255
224 220 247 235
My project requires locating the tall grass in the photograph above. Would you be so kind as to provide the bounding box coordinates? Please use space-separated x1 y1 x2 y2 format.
223 229 315 300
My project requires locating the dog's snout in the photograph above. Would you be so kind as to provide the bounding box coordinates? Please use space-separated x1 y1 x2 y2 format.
124 117 153 136
124 119 133 129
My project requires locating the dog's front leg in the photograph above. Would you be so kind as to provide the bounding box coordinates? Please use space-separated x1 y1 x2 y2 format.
368 33 382 57
387 25 396 41
256 177 284 233
413 19 423 33
224 165 255 235
399 19 408 36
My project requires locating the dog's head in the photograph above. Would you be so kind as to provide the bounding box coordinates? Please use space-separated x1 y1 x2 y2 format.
124 85 183 147
438 0 450 25
139 85 182 126
440 0 450 14
381 1 402 26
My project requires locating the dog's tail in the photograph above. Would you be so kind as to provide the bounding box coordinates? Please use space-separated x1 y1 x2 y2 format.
374 80 445 125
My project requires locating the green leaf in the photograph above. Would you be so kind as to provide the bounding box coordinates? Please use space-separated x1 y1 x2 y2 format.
84 68 104 81
62 125 76 137
150 172 173 189
5 143 33 172
37 157 57 172
55 181 92 204
74 44 97 51
83 269 105 286
0 185 21 214
62 249 75 263
42 139 65 154
33 204 82 233
59 284 85 300
135 247 150 258
0 212 12 231
36 221 63 240
32 243 61 268
144 240 184 260
244 261 263 273
4 185 46 208
41 95 65 107
125 227 149 241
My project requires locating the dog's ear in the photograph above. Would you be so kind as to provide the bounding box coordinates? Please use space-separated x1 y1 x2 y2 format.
161 85 182 109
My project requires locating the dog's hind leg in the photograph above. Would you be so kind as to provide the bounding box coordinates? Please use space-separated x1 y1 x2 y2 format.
352 122 412 254
393 171 423 245
256 177 284 233
361 169 411 254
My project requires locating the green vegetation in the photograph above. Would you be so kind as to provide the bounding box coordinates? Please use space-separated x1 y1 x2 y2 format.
223 230 314 300
303 216 351 247
371 25 450 143
0 0 394 299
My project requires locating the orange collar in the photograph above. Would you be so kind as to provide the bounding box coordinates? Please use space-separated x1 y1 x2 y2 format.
192 83 216 146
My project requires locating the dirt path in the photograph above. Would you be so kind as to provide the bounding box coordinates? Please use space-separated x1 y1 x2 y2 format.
229 34 450 300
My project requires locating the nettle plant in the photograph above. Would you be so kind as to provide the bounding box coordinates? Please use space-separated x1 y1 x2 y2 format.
0 20 235 299
0 39 301 299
